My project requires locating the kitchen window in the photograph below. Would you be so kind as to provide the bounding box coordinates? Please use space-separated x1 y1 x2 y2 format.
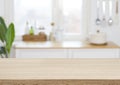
14 0 52 35
63 0 82 34
1 0 91 41
14 0 84 40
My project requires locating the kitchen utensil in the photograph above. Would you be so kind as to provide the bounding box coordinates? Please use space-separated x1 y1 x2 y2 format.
102 0 106 27
115 0 119 25
108 0 113 26
96 0 101 25
116 0 119 14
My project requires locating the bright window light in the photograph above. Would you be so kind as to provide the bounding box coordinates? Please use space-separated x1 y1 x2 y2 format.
14 0 52 35
63 0 82 34
14 0 83 36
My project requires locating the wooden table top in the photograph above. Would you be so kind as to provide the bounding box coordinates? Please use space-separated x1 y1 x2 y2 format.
0 59 120 80
14 41 119 49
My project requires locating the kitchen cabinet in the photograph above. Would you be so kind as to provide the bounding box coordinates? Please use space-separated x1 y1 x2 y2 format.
14 41 120 58
15 49 68 58
70 49 120 58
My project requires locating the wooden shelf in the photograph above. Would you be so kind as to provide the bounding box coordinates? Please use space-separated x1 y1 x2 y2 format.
14 41 120 49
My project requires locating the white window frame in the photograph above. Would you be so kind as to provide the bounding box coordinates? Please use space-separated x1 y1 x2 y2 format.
0 0 91 41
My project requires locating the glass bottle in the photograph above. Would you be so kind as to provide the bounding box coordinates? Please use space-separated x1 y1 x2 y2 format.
49 22 55 41
29 26 34 35
25 21 29 35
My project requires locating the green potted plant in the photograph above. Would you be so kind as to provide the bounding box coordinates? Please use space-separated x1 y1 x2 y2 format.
0 17 15 58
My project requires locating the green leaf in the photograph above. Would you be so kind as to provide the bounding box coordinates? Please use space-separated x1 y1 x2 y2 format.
5 23 15 54
0 17 7 32
0 24 6 42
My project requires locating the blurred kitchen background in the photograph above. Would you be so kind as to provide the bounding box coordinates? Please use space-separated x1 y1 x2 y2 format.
0 0 119 44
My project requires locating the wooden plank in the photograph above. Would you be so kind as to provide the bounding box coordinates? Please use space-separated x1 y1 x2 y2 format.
0 80 120 85
14 41 120 49
0 59 120 80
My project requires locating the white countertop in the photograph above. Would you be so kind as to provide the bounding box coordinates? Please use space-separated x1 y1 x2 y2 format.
0 59 120 80
14 41 119 49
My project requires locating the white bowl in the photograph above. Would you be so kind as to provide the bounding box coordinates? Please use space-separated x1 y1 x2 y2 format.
89 32 107 45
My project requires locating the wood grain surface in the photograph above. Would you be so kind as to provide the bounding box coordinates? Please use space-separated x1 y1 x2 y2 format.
14 41 119 49
0 59 120 80
0 80 120 85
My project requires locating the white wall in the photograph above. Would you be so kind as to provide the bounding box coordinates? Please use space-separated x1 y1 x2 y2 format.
0 0 4 16
4 0 14 25
90 0 120 46
0 0 14 25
